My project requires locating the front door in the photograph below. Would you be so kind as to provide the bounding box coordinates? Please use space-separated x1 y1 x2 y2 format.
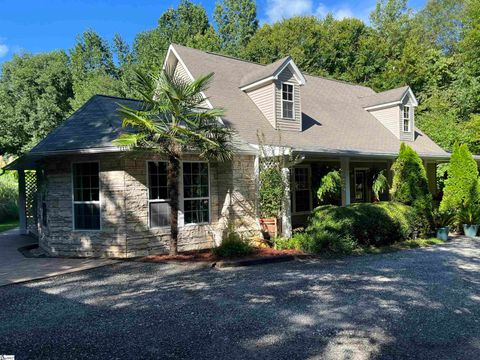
354 169 368 202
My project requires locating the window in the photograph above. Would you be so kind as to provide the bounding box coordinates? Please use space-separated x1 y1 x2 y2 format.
183 162 209 224
403 105 411 132
292 167 311 213
73 162 100 230
282 83 294 119
148 161 170 228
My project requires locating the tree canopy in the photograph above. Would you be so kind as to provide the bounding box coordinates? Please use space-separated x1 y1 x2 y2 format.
1 0 480 157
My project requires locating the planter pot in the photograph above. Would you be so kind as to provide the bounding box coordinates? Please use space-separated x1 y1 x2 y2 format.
463 224 479 237
259 218 280 239
436 227 449 241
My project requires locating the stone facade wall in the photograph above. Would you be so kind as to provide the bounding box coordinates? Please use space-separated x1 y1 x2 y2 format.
38 152 260 258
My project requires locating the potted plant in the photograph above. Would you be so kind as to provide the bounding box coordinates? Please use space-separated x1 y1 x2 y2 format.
433 210 455 241
259 166 283 239
458 205 480 237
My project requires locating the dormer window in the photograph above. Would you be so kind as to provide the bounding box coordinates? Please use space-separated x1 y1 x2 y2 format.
282 83 294 119
403 105 411 132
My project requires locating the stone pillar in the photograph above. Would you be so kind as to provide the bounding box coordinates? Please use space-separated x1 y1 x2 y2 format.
18 170 27 234
281 167 292 238
341 157 351 206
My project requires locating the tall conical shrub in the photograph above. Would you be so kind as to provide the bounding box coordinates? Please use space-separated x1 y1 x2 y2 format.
390 143 432 236
440 144 480 212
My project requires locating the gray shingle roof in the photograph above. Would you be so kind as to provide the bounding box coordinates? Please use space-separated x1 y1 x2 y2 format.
173 44 448 158
239 56 290 88
359 85 410 108
21 44 448 162
29 95 142 154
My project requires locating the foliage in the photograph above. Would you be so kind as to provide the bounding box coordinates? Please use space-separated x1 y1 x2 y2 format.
0 51 73 156
390 143 433 235
372 170 389 201
0 219 20 234
440 143 480 212
0 170 19 222
259 167 284 218
290 202 416 254
432 209 456 228
457 205 480 225
214 0 258 56
213 232 253 257
316 170 342 204
113 68 233 255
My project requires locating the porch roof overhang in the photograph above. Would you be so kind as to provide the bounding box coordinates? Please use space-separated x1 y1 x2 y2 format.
290 147 455 161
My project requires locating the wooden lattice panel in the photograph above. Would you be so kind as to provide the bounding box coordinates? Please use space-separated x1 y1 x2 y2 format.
25 171 38 234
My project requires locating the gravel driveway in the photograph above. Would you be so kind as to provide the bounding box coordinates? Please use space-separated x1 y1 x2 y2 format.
0 237 479 360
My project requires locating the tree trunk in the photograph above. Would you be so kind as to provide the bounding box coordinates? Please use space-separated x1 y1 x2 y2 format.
168 156 180 255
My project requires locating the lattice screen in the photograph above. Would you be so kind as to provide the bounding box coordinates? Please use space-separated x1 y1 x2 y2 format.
25 171 38 235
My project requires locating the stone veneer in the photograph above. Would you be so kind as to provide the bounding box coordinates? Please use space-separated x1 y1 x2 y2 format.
37 152 260 258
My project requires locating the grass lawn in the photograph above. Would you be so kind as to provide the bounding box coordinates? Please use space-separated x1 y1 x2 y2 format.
0 219 19 233
355 238 445 255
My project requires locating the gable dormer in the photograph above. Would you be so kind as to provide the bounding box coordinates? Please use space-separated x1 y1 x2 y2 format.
240 57 306 131
360 86 418 141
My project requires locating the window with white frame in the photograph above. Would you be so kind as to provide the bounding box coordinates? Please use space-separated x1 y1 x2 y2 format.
292 167 311 213
183 162 209 224
403 105 411 132
282 83 294 119
73 162 100 230
148 161 170 228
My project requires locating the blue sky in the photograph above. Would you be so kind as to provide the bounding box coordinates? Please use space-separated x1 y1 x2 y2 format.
0 0 427 64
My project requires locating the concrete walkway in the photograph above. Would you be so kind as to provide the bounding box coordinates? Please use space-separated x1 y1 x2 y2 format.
0 228 116 286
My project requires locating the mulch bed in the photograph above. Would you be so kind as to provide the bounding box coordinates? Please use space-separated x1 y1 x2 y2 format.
141 247 303 263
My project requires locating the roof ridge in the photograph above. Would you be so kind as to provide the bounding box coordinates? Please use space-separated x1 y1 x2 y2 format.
173 43 374 91
94 94 141 102
358 85 409 99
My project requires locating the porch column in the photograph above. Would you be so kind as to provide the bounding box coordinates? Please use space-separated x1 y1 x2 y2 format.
18 170 27 235
341 157 351 206
281 166 292 238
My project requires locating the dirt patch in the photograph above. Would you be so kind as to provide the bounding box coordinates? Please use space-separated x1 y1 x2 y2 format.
142 248 304 262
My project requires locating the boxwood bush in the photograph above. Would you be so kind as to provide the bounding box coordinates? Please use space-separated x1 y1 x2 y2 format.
297 202 416 254
0 171 18 223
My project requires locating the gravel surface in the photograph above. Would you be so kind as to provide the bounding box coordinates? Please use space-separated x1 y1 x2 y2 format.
0 237 479 360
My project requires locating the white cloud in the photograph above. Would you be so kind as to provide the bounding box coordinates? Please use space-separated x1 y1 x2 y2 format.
264 0 367 23
315 3 355 20
265 0 313 23
0 43 8 58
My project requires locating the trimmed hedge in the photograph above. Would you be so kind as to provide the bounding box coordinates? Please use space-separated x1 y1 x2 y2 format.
296 202 416 254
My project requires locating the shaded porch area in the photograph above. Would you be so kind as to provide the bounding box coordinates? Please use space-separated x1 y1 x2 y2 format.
285 154 440 232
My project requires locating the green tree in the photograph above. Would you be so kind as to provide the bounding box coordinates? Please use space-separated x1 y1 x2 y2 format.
70 29 121 109
214 0 258 56
440 143 480 211
114 69 233 255
390 143 432 235
0 51 73 155
133 1 214 73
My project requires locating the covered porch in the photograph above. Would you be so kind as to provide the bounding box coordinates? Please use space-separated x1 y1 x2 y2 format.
282 152 441 236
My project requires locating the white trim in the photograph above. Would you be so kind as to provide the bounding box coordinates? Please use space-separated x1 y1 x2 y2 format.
402 105 411 132
353 168 368 202
71 160 101 232
146 160 171 230
281 82 295 120
401 87 418 107
274 59 306 86
164 44 214 110
240 77 276 92
363 101 402 111
180 160 211 227
291 165 312 215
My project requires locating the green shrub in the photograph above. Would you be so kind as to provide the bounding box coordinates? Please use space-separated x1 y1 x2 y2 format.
372 170 389 201
457 205 480 225
390 143 433 236
299 202 415 254
213 232 253 257
432 209 456 228
317 170 342 204
259 166 284 218
440 144 480 212
0 171 18 222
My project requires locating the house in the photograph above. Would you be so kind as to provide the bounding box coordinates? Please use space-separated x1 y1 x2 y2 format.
6 43 451 258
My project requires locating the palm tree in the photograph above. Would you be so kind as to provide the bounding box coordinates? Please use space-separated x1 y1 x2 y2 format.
114 68 233 255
